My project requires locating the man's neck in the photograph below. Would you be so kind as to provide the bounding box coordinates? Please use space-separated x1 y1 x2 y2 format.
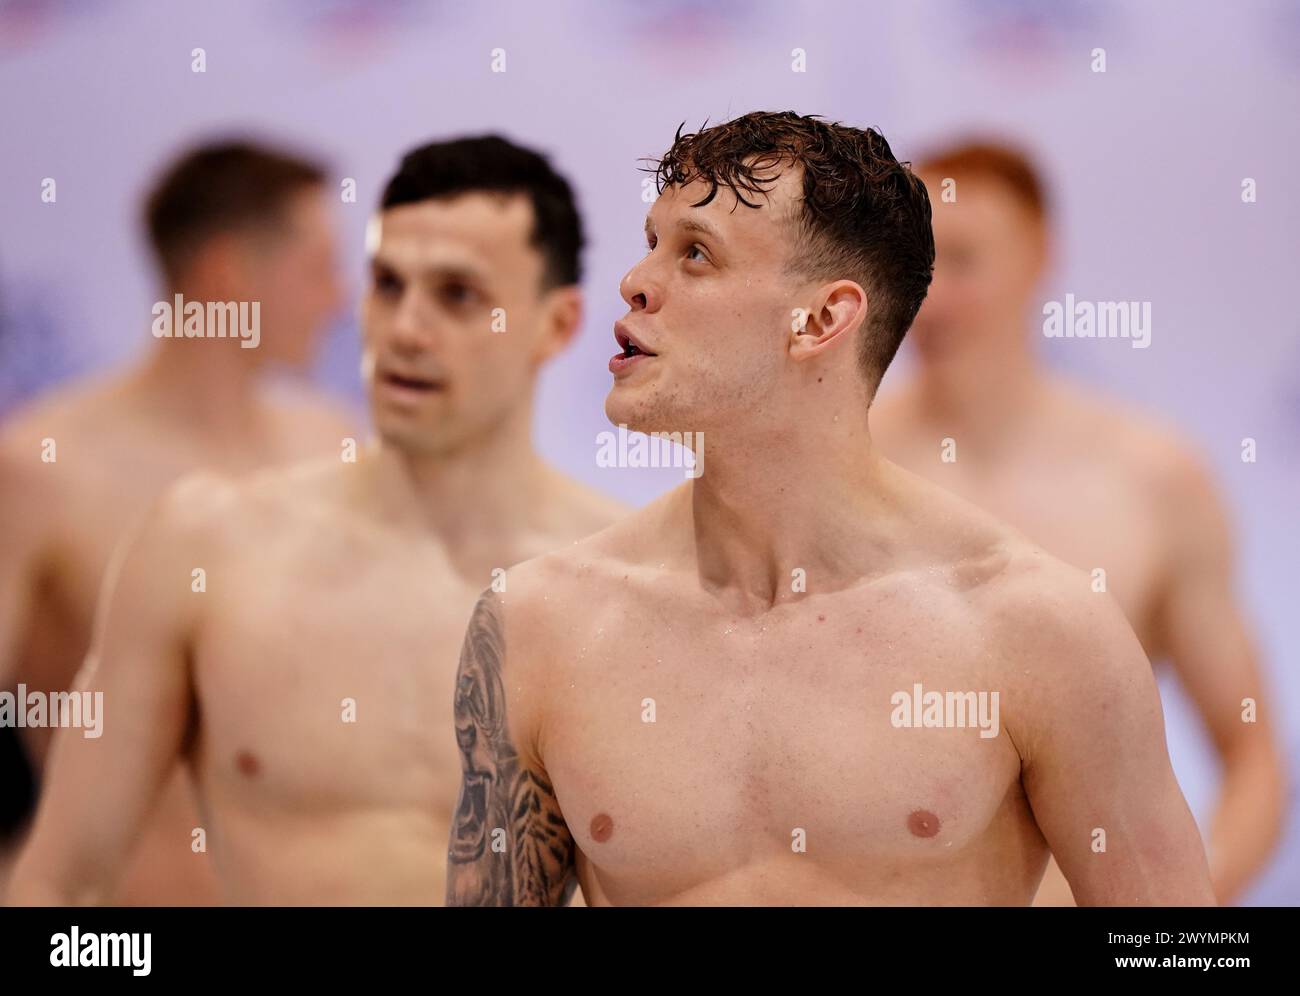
685 409 901 611
363 401 556 556
912 335 1048 441
132 333 264 434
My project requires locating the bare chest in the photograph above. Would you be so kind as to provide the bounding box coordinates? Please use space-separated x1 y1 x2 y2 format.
541 589 1025 901
191 539 479 814
38 436 303 649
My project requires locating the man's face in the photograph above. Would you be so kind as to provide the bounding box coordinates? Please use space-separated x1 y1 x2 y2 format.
909 173 1045 363
239 187 345 367
608 173 804 434
361 193 566 456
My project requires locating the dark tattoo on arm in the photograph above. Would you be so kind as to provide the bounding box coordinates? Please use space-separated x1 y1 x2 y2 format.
446 591 576 906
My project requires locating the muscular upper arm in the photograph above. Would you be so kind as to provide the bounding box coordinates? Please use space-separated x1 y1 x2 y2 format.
1005 558 1215 906
7 477 217 904
445 589 576 906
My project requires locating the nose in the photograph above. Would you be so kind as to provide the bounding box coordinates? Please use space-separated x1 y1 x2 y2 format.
388 288 438 354
619 256 661 313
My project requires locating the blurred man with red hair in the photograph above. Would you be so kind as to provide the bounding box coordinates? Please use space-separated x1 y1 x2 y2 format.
872 140 1284 904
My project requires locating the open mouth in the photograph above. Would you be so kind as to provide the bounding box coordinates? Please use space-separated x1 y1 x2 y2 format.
611 325 658 375
381 371 444 393
615 329 657 358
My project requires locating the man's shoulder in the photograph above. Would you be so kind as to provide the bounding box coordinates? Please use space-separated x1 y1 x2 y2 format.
3 368 127 425
0 373 139 534
973 539 1097 627
890 462 1130 659
498 493 674 617
972 533 1148 699
970 538 1159 767
0 370 137 470
1050 380 1210 483
502 523 636 601
143 456 351 555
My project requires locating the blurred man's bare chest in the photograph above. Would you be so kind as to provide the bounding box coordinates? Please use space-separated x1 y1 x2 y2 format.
29 422 341 682
541 577 1030 903
191 522 479 814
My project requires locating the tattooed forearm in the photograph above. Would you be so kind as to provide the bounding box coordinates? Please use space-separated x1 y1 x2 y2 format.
446 590 576 906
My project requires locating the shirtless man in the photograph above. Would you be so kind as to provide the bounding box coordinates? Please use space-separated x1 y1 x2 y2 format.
445 111 1215 906
7 135 623 905
0 140 354 904
870 141 1284 905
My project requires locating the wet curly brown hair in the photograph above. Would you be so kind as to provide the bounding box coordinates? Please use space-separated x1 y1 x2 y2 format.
650 111 935 389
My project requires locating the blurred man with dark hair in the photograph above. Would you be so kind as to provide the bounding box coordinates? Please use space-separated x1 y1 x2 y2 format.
0 139 354 904
444 111 1213 906
8 135 623 906
872 139 1284 905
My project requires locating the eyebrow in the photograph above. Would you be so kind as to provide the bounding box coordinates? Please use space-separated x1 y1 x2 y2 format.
371 256 487 284
644 215 723 241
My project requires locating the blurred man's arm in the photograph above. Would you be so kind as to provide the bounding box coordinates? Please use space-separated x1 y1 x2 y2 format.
5 482 211 905
0 438 51 691
445 591 576 907
1154 453 1285 903
1009 567 1216 906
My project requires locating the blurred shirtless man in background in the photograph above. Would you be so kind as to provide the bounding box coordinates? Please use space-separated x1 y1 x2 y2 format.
0 140 355 903
7 135 622 906
871 140 1284 904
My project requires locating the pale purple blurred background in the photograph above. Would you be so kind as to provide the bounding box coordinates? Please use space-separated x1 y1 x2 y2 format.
1 0 1296 903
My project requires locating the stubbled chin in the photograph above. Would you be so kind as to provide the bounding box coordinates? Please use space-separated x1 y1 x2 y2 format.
604 388 657 432
608 410 702 445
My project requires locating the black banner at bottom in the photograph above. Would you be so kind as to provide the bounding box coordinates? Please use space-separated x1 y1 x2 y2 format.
0 906 1274 981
